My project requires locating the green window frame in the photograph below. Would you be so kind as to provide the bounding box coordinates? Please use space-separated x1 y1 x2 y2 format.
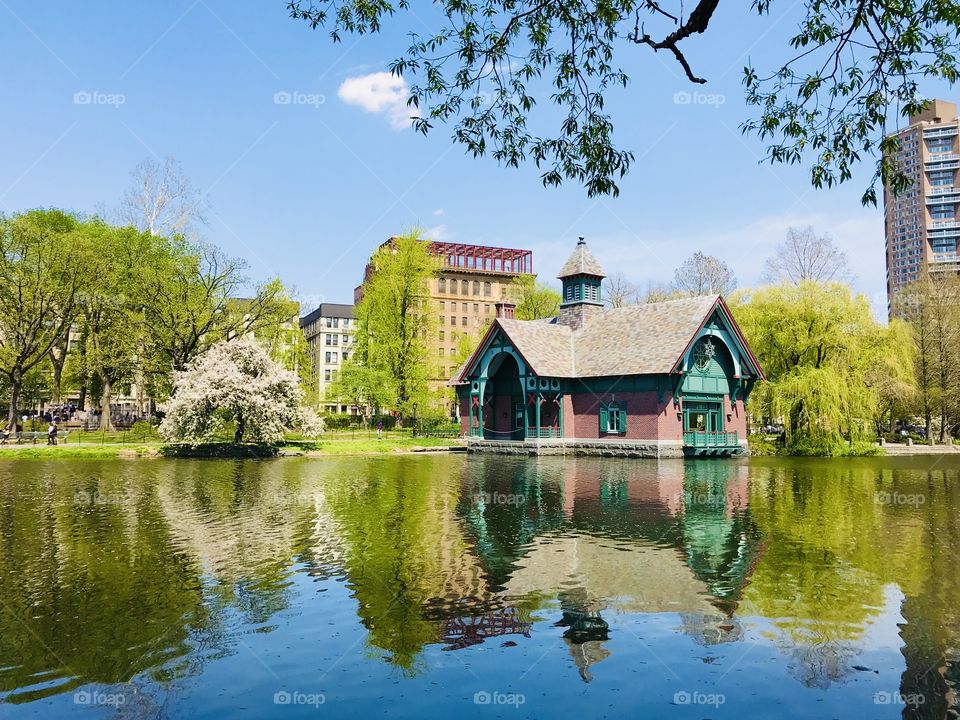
599 401 627 434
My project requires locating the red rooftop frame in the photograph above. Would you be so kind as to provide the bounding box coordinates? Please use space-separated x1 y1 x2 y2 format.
427 241 533 275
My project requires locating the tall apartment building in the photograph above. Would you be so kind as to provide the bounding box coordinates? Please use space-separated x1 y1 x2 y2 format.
299 303 359 414
355 239 534 387
885 99 960 311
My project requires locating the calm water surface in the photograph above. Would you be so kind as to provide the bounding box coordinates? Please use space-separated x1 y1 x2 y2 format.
0 455 957 719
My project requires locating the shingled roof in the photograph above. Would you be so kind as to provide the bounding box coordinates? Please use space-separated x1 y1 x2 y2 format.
452 294 762 383
557 238 606 278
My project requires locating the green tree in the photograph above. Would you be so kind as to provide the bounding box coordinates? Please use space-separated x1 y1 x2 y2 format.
0 210 92 425
896 276 960 441
325 358 394 414
509 275 561 320
133 238 290 378
353 229 439 423
288 0 947 201
731 282 914 453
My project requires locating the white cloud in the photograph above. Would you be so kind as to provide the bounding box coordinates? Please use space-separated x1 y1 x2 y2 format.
337 71 417 130
426 223 450 241
433 208 445 217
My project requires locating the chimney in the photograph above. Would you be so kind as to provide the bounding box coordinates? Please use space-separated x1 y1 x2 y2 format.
495 302 516 319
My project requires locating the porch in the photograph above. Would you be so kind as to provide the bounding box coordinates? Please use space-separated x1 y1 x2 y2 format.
682 430 742 457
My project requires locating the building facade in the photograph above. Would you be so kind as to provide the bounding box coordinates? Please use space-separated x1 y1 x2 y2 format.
450 240 765 458
356 238 534 389
885 99 960 311
299 303 358 414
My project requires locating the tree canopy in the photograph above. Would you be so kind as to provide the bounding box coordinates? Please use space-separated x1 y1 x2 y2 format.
731 282 914 453
288 0 956 201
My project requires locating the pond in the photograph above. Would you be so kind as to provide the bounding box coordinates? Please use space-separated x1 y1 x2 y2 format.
0 454 957 719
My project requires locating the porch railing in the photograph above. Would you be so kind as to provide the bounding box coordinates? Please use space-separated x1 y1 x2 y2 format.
683 430 739 449
527 427 561 439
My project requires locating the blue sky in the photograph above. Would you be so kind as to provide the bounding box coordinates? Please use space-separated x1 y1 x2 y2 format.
0 1 954 316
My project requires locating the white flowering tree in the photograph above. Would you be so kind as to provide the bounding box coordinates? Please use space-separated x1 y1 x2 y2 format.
160 337 322 444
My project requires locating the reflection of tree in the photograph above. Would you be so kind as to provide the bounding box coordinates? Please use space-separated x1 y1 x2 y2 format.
739 460 941 691
321 456 494 674
0 461 211 702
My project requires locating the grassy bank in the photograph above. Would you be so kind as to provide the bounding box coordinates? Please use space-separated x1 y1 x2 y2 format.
0 433 463 459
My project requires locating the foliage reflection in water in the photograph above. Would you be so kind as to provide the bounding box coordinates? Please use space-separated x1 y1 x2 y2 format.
0 455 957 718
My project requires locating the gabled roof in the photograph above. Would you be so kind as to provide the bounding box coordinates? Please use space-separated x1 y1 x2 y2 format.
451 295 764 383
557 239 606 279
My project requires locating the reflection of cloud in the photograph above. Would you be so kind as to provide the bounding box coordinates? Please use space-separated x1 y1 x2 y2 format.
337 71 417 130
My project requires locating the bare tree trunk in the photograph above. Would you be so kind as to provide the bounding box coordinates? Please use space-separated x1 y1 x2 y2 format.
234 414 245 444
99 374 114 432
49 340 67 405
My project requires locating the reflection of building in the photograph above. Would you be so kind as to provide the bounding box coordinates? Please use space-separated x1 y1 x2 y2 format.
299 303 358 413
452 239 765 457
355 237 534 390
885 99 960 311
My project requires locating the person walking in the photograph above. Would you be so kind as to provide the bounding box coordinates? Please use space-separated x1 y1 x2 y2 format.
1 426 9 445
377 420 383 440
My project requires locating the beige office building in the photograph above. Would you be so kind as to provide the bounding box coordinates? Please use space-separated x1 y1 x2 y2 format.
885 99 960 312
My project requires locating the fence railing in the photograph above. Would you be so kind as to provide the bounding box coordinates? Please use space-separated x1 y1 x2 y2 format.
683 430 739 449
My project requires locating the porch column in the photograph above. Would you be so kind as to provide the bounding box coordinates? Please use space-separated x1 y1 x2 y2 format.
558 394 564 438
535 394 541 439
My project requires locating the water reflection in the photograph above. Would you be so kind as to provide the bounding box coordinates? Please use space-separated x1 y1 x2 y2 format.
0 455 957 717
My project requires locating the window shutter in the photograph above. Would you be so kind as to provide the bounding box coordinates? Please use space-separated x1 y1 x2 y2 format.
618 407 627 433
599 403 608 432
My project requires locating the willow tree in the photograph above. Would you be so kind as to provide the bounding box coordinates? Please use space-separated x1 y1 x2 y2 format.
353 230 438 423
731 282 914 453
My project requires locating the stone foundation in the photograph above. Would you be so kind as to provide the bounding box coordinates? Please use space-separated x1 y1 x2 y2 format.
466 438 685 459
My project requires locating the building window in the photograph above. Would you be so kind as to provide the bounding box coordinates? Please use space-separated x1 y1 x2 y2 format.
439 301 445 310
326 317 333 328
449 279 457 295
324 369 332 381
343 318 350 328
325 334 332 345
484 282 492 297
462 302 468 312
473 281 480 295
485 304 491 314
461 316 467 327
473 303 479 314
439 330 445 341
461 280 469 294
325 352 332 363
342 334 348 344
599 401 626 434
932 205 955 219
438 277 446 292
450 316 456 326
